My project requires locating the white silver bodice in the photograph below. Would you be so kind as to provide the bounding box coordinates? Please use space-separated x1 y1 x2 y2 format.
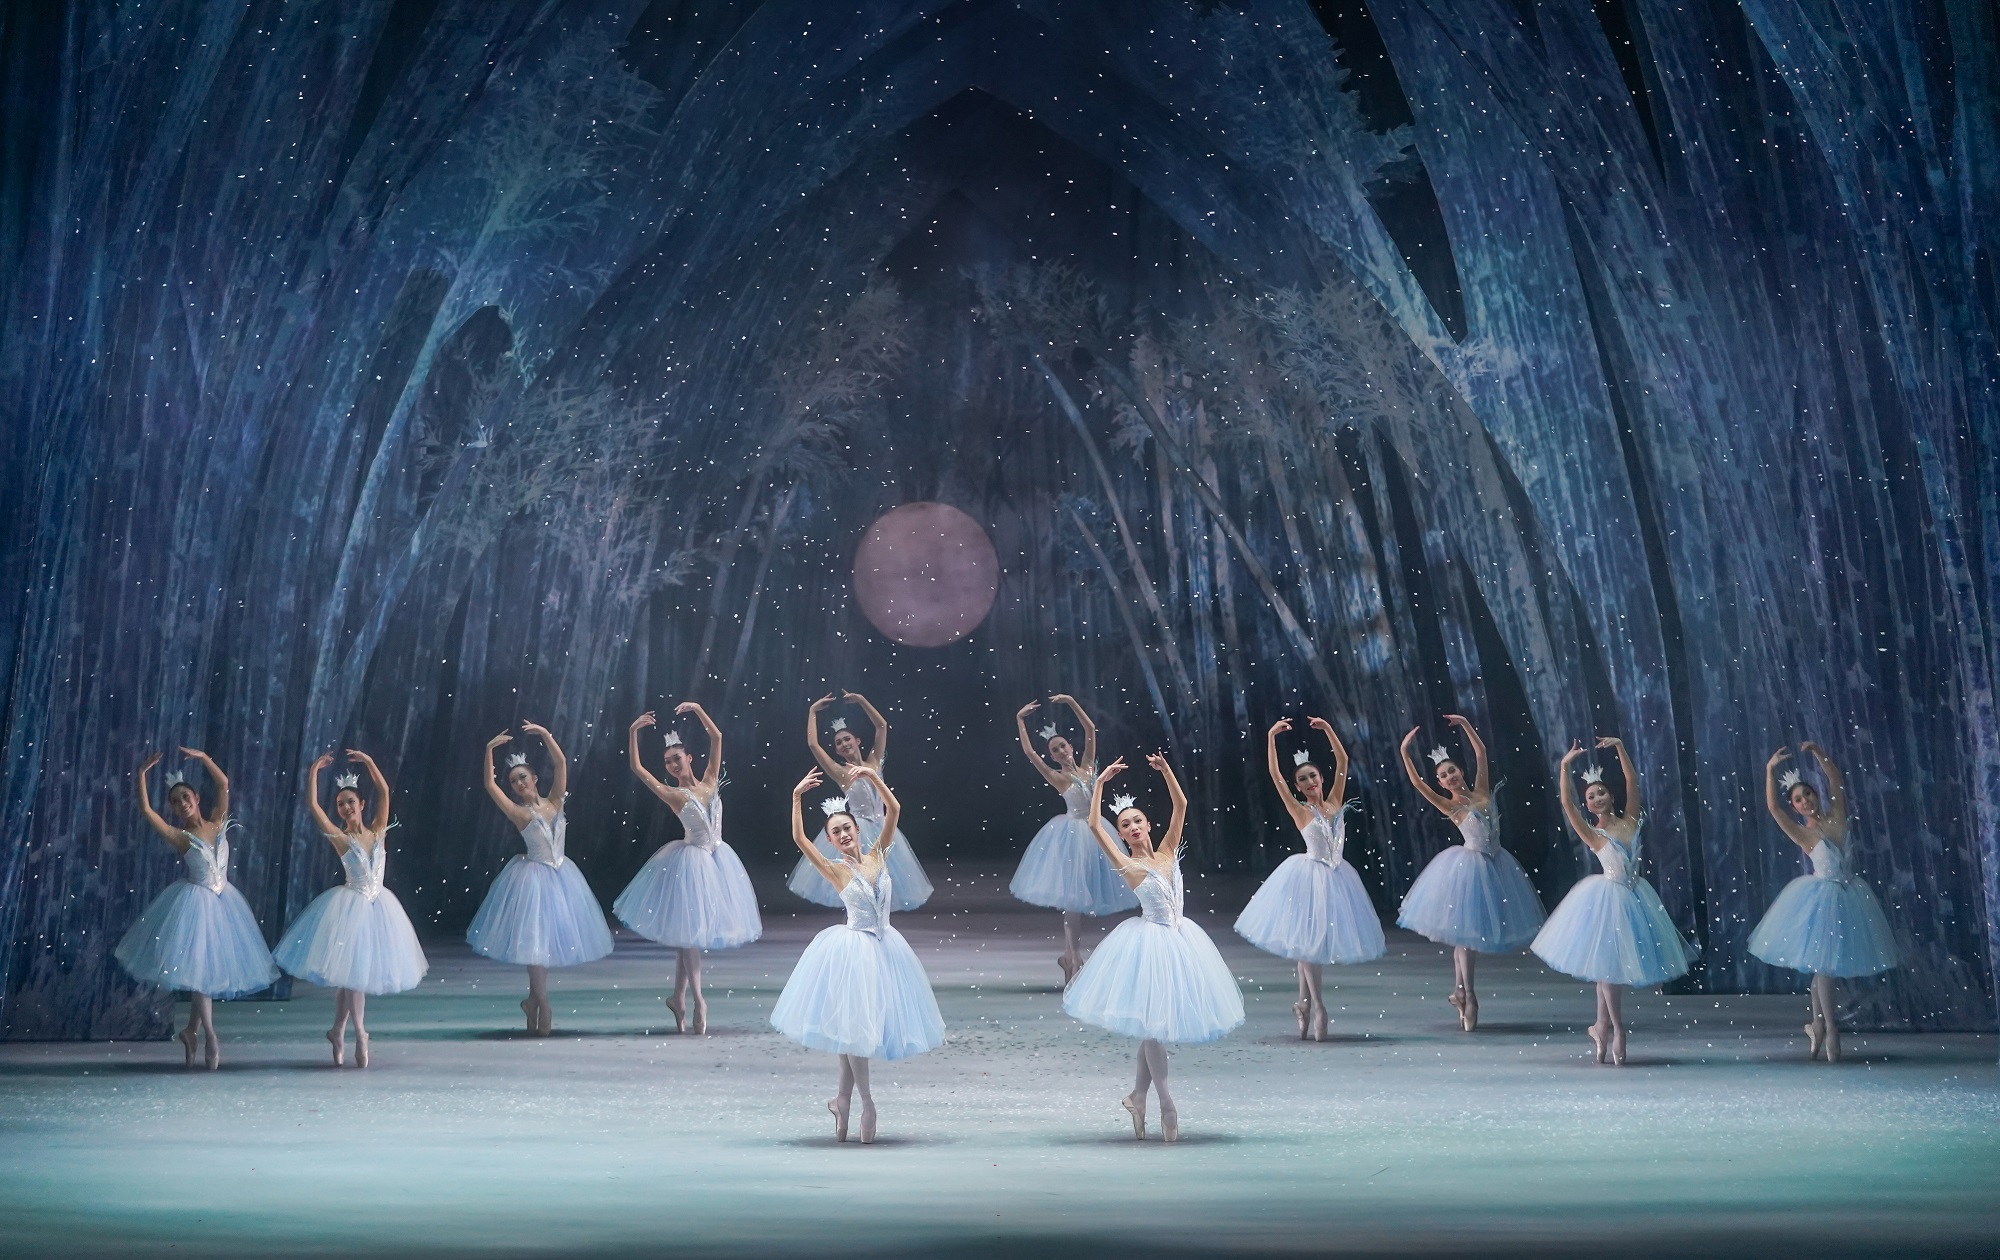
843 772 885 826
1590 819 1643 887
1059 770 1097 821
1134 859 1185 927
676 791 723 851
1805 828 1853 885
332 832 387 901
1301 809 1348 868
519 810 567 868
839 862 893 937
179 826 231 894
1456 802 1497 854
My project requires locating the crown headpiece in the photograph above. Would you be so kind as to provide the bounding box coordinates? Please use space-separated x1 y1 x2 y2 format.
333 772 360 790
830 717 848 732
1292 749 1311 767
1039 723 1059 740
820 796 849 817
163 770 187 787
1110 793 1137 813
661 729 684 748
1580 764 1604 785
504 752 529 769
1426 746 1451 766
1778 768 1803 792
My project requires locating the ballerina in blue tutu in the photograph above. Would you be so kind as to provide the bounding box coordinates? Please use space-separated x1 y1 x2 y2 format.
788 691 933 911
1750 743 1899 1062
1063 755 1244 1143
1008 694 1135 985
1396 716 1546 1031
614 703 761 1035
115 748 279 1070
771 764 944 1144
469 722 615 1037
274 749 428 1068
1531 738 1699 1065
1236 717 1383 1041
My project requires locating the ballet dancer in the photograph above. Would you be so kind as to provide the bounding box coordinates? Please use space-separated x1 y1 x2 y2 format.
1396 716 1545 1030
1531 738 1698 1064
1235 717 1384 1041
114 748 279 1069
614 704 761 1035
788 691 933 911
274 750 428 1068
1749 743 1899 1061
468 723 615 1036
1063 755 1244 1143
1008 694 1136 985
771 765 944 1143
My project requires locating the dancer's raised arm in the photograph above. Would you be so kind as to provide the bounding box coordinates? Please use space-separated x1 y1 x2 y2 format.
628 712 688 808
304 753 342 840
789 769 846 888
522 723 567 809
1015 702 1068 789
1309 717 1348 810
1088 758 1138 876
808 693 847 779
1444 715 1489 796
134 753 189 848
483 731 531 823
1051 694 1096 770
1763 747 1815 850
1801 741 1848 825
849 764 901 852
1399 728 1457 815
677 702 722 791
1596 735 1639 819
1558 742 1604 850
844 690 889 766
347 749 391 833
1265 720 1314 829
1150 754 1188 861
178 747 229 822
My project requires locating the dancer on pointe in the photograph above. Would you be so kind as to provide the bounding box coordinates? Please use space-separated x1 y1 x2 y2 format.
1235 718 1384 1041
1396 715 1545 1031
115 748 279 1069
1008 694 1136 985
788 691 933 911
771 765 944 1143
468 723 615 1036
1063 755 1244 1143
274 750 428 1068
1531 738 1698 1065
1749 743 1899 1062
614 704 761 1035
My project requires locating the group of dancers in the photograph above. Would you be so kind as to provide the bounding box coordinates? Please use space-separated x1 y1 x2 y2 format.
115 693 1900 1142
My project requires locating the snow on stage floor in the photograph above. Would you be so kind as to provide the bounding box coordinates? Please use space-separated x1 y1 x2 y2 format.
3 862 1995 1258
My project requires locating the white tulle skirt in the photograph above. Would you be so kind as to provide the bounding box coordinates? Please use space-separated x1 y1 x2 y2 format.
274 887 428 995
1063 916 1245 1044
1009 815 1137 916
1531 875 1698 986
114 881 280 999
466 857 615 968
769 924 945 1060
788 826 933 911
1749 875 1899 977
614 840 762 950
1235 855 1386 965
1397 845 1546 952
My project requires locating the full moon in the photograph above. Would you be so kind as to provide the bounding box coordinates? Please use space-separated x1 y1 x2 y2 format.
851 502 1000 647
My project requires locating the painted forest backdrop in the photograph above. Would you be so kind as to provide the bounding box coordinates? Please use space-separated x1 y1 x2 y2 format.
1 0 1995 1038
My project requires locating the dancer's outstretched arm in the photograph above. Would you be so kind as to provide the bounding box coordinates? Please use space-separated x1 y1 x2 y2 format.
790 769 848 889
303 753 345 847
1764 748 1815 851
808 694 847 781
1558 741 1603 850
1399 728 1457 816
178 747 229 822
1597 735 1640 819
1265 720 1313 830
1052 693 1096 770
1015 702 1067 790
628 712 689 809
678 702 722 792
844 690 889 767
347 749 391 833
1801 741 1848 826
1150 754 1188 862
524 723 567 810
1310 716 1349 811
1087 758 1144 886
134 753 190 849
1445 714 1490 796
483 732 532 825
849 764 901 851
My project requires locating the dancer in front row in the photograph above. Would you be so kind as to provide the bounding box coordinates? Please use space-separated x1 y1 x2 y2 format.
789 691 934 910
468 723 615 1036
1396 715 1546 1031
1236 717 1384 1041
115 748 279 1069
1531 738 1698 1065
1749 743 1899 1062
275 750 429 1068
615 704 762 1035
771 765 944 1143
1009 694 1136 985
1063 755 1244 1143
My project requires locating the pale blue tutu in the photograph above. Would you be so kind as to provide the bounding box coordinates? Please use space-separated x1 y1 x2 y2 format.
1235 855 1385 965
274 886 428 995
615 840 762 950
467 857 615 967
1397 845 1545 952
1063 916 1245 1045
1010 815 1137 916
1531 875 1697 986
115 881 279 998
769 923 945 1060
1749 875 1898 978
788 825 933 911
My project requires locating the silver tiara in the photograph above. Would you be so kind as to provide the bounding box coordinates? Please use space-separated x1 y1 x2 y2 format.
163 770 187 787
830 717 848 732
1580 764 1604 785
504 752 529 769
333 772 360 790
1427 746 1450 766
1778 768 1803 791
1292 749 1311 766
661 729 683 748
1039 723 1059 740
1110 793 1137 813
820 796 849 817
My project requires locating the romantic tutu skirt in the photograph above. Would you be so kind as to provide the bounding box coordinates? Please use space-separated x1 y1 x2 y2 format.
1397 845 1546 952
788 827 933 911
274 887 428 995
466 857 615 967
769 924 945 1060
1063 917 1245 1044
1748 876 1899 977
1531 876 1698 986
114 882 280 998
1235 856 1386 965
1009 815 1137 916
614 840 762 950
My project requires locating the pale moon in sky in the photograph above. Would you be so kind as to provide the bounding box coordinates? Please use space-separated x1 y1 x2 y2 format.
852 502 1000 647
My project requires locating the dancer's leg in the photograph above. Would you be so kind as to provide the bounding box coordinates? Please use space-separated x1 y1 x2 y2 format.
683 948 707 1034
193 993 220 1070
1605 984 1626 1065
829 1055 854 1141
350 990 371 1068
1302 963 1328 1040
1143 1040 1178 1142
1449 947 1478 1030
665 951 688 1032
525 965 551 1036
851 1056 876 1144
1122 1043 1152 1138
1293 961 1311 1038
327 990 349 1066
1589 982 1612 1063
1060 912 1084 984
1813 973 1840 1062
1463 949 1479 1030
178 997 201 1067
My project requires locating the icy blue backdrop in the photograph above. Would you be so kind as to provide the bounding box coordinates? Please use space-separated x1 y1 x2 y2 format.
0 0 1993 1038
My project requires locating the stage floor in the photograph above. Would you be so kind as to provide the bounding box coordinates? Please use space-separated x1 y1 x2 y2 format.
3 863 1995 1258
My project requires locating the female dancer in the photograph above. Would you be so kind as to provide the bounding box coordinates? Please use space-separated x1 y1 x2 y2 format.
1396 716 1545 1031
787 691 933 911
274 749 428 1068
1531 738 1698 1065
614 703 761 1035
771 764 944 1143
1748 743 1899 1061
1008 695 1136 985
1063 755 1244 1143
468 723 615 1036
1235 717 1384 1040
114 748 279 1069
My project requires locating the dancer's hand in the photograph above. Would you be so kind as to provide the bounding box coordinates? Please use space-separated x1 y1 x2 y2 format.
1269 718 1293 737
793 768 824 797
811 693 834 710
140 751 163 775
1307 717 1335 736
487 731 513 750
1050 693 1074 705
632 711 657 732
1100 756 1128 781
310 752 334 774
848 763 883 787
1401 726 1420 747
520 722 549 738
675 701 705 718
1562 740 1584 764
177 746 213 763
1800 740 1823 758
1767 746 1790 768
344 748 376 767
1145 752 1171 774
842 690 865 704
1444 714 1471 731
1018 701 1041 718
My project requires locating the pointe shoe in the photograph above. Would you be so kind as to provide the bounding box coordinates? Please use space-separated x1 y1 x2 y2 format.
1823 1025 1841 1063
664 995 686 1035
1293 999 1310 1039
1121 1092 1147 1140
203 1031 221 1071
1058 955 1079 988
827 1098 850 1143
1311 1002 1329 1043
690 997 708 1037
326 1029 345 1068
1804 1019 1824 1062
1464 994 1479 1032
1587 1022 1609 1064
858 1104 877 1145
1160 1108 1180 1144
1609 1027 1627 1067
521 998 538 1034
178 1026 200 1068
1448 989 1471 1032
354 1031 371 1069
538 998 553 1038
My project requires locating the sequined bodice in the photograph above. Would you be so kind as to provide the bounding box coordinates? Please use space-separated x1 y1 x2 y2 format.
1135 859 1185 927
1301 810 1347 867
1590 820 1642 887
179 827 230 894
1807 832 1852 884
676 791 722 851
839 863 892 936
519 810 567 867
1059 771 1097 821
1456 803 1496 854
843 773 885 826
335 833 387 901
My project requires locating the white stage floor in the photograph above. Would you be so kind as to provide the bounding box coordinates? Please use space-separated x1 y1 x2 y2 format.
3 863 1996 1257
